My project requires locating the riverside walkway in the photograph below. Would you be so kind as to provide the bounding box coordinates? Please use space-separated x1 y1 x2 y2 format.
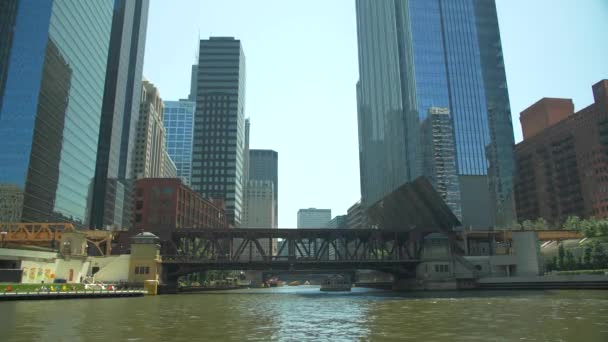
0 289 146 301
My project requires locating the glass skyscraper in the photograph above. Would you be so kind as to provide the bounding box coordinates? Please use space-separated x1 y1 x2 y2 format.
356 0 515 228
0 0 114 225
192 37 247 226
90 0 149 229
164 100 195 186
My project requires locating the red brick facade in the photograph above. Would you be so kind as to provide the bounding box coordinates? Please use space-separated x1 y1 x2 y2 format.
133 178 228 240
515 80 608 225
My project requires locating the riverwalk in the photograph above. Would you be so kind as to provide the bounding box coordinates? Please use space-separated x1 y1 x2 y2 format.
0 289 146 301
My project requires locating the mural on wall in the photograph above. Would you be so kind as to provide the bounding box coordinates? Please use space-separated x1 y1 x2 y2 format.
22 267 56 283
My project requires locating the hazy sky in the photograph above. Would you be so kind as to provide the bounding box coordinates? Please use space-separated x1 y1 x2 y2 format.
143 0 608 228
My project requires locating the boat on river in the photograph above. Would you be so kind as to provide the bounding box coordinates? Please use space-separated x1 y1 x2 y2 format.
320 275 351 292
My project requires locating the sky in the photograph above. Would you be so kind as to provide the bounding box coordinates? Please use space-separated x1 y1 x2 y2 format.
143 0 608 228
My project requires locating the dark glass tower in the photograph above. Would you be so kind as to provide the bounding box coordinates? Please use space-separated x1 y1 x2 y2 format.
90 0 150 229
0 0 19 113
192 37 247 226
0 0 114 225
356 0 515 228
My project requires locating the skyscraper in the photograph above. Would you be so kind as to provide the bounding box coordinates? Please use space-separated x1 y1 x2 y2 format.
90 0 149 229
0 0 18 113
0 0 114 224
249 149 278 226
133 80 167 179
192 37 247 226
164 99 195 185
297 209 331 228
355 0 515 229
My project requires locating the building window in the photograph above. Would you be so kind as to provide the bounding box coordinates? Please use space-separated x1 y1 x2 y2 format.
134 266 150 275
434 264 449 273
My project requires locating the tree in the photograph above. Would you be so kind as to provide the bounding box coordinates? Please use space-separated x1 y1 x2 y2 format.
592 241 607 269
583 245 593 267
534 218 548 230
558 243 566 270
565 250 576 270
563 216 581 231
522 220 534 231
596 219 608 237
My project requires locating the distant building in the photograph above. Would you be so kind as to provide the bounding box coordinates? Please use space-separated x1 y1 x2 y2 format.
242 180 275 228
0 185 22 223
347 201 367 229
162 151 177 178
421 107 462 220
325 215 348 259
133 178 227 241
241 180 276 259
325 215 348 229
297 208 331 228
133 81 166 179
0 0 114 224
191 37 247 226
249 150 279 225
163 99 195 185
514 80 608 225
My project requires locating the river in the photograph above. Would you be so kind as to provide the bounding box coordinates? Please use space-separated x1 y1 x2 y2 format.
1 287 607 341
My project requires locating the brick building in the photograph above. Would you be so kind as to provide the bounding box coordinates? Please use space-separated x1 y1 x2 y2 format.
514 80 608 225
133 178 228 241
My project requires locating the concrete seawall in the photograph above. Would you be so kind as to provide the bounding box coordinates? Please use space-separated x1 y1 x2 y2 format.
0 290 146 301
478 275 608 290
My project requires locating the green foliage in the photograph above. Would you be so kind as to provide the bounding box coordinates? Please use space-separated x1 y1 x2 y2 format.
592 241 607 269
583 245 593 266
558 243 565 269
560 216 608 237
564 250 576 270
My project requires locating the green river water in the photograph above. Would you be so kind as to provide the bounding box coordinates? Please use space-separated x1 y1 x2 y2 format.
1 287 607 341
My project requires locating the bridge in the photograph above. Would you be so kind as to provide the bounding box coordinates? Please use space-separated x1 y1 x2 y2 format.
160 228 432 282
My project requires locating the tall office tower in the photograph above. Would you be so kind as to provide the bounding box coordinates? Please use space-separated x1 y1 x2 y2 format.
355 0 515 229
192 37 247 226
164 100 195 185
249 150 279 226
297 209 331 228
421 107 462 220
90 0 150 229
0 0 18 113
0 0 113 224
133 81 167 179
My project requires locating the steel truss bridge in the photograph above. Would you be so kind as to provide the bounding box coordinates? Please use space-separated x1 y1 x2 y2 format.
160 228 438 279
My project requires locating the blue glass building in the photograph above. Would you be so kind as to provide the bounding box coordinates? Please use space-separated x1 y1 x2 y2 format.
0 0 114 225
164 100 195 186
356 0 515 228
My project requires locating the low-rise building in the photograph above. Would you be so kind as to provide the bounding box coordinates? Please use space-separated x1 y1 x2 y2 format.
133 178 228 241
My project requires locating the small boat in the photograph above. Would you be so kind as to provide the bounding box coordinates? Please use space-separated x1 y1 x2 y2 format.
320 275 351 292
267 277 285 287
